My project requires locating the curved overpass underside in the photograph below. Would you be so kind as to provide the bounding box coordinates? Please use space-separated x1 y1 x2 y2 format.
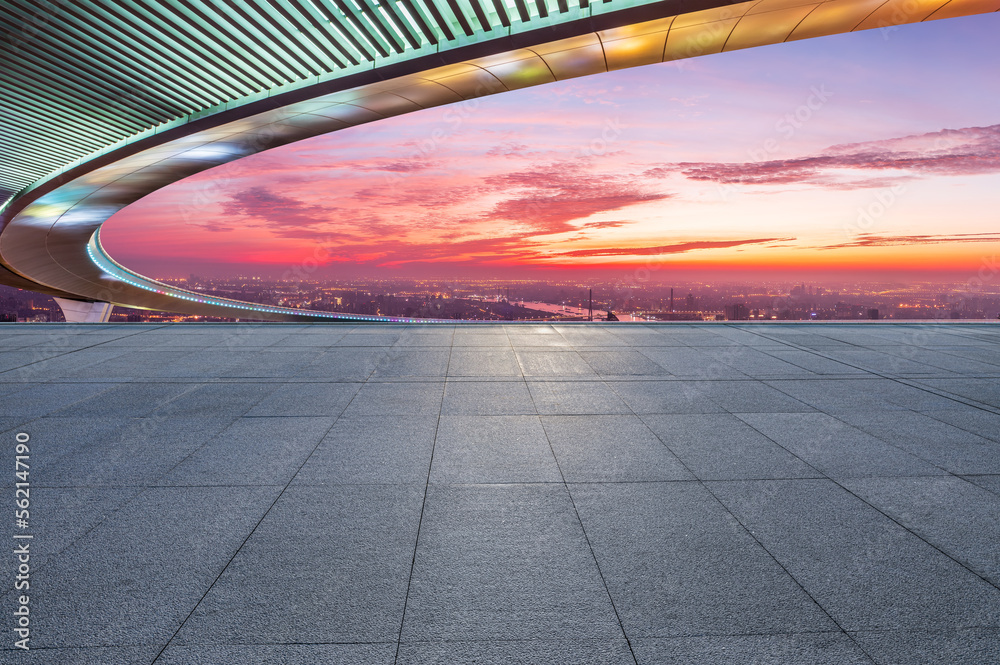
1 0 996 321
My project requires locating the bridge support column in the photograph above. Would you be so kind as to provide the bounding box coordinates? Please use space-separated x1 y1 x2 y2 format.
53 297 113 323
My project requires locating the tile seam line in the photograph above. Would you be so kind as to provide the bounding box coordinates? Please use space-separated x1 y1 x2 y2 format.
820 406 996 485
731 415 1000 598
0 323 170 379
527 329 641 665
148 378 355 664
0 391 239 593
701 479 883 664
631 402 878 662
392 331 452 665
736 326 1000 414
13 626 941 651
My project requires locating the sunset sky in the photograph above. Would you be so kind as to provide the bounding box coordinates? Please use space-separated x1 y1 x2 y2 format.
102 14 1000 283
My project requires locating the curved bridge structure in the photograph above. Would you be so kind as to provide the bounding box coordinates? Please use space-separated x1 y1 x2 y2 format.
1 0 995 321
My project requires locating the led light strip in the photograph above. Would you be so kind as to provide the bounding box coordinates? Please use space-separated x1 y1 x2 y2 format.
85 230 457 324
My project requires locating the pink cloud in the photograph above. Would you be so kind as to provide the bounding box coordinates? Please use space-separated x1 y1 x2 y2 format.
647 124 1000 187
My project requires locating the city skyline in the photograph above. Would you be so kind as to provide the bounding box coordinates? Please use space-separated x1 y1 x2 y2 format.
102 14 1000 284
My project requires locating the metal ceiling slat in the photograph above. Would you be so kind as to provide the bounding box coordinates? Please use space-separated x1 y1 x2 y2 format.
415 0 456 40
6 82 155 137
295 0 375 62
511 0 531 23
557 0 568 12
396 0 440 44
0 137 92 164
0 137 91 164
202 1 316 80
0 15 195 114
355 0 405 53
327 0 392 58
442 0 475 36
1 78 152 139
223 0 324 77
465 0 494 31
170 0 296 86
87 1 249 99
51 2 227 106
265 0 349 68
1 130 107 161
490 0 511 27
12 53 174 122
137 1 275 90
3 103 129 146
372 0 421 50
0 62 164 124
0 147 82 170
19 10 217 108
534 0 549 18
284 0 363 65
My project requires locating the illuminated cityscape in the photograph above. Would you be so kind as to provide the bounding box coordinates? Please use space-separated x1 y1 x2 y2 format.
4 278 999 323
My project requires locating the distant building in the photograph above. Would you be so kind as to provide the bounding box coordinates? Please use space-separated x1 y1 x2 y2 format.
724 303 750 321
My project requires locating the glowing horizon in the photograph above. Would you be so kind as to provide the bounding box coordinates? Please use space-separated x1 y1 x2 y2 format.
103 15 1000 285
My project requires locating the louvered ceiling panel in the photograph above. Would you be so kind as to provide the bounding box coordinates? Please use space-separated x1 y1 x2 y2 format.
3 0 670 207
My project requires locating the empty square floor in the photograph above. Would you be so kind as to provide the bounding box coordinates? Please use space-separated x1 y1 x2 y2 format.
2 321 1000 664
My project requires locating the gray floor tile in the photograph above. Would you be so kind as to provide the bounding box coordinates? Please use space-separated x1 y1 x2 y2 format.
850 627 1000 665
156 644 396 664
1 382 115 420
371 348 451 377
917 378 1000 409
401 484 621 641
766 379 963 413
342 381 444 416
153 382 279 417
738 412 944 479
298 347 389 380
632 633 872 665
158 417 334 485
442 381 534 415
515 350 595 376
578 349 669 376
174 485 423 644
50 382 197 418
837 410 1000 474
431 415 560 483
397 639 635 664
710 479 1000 631
644 413 817 480
6 321 999 657
294 415 438 485
245 382 361 416
527 380 632 415
840 475 1000 585
964 474 1000 495
0 646 161 664
609 380 724 414
5 487 143 571
639 348 748 379
542 415 693 482
2 486 279 648
448 349 521 376
758 348 866 375
36 416 234 487
924 408 1000 443
571 482 834 638
694 380 816 413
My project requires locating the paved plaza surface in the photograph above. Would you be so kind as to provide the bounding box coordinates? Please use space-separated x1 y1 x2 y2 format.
2 321 1000 664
